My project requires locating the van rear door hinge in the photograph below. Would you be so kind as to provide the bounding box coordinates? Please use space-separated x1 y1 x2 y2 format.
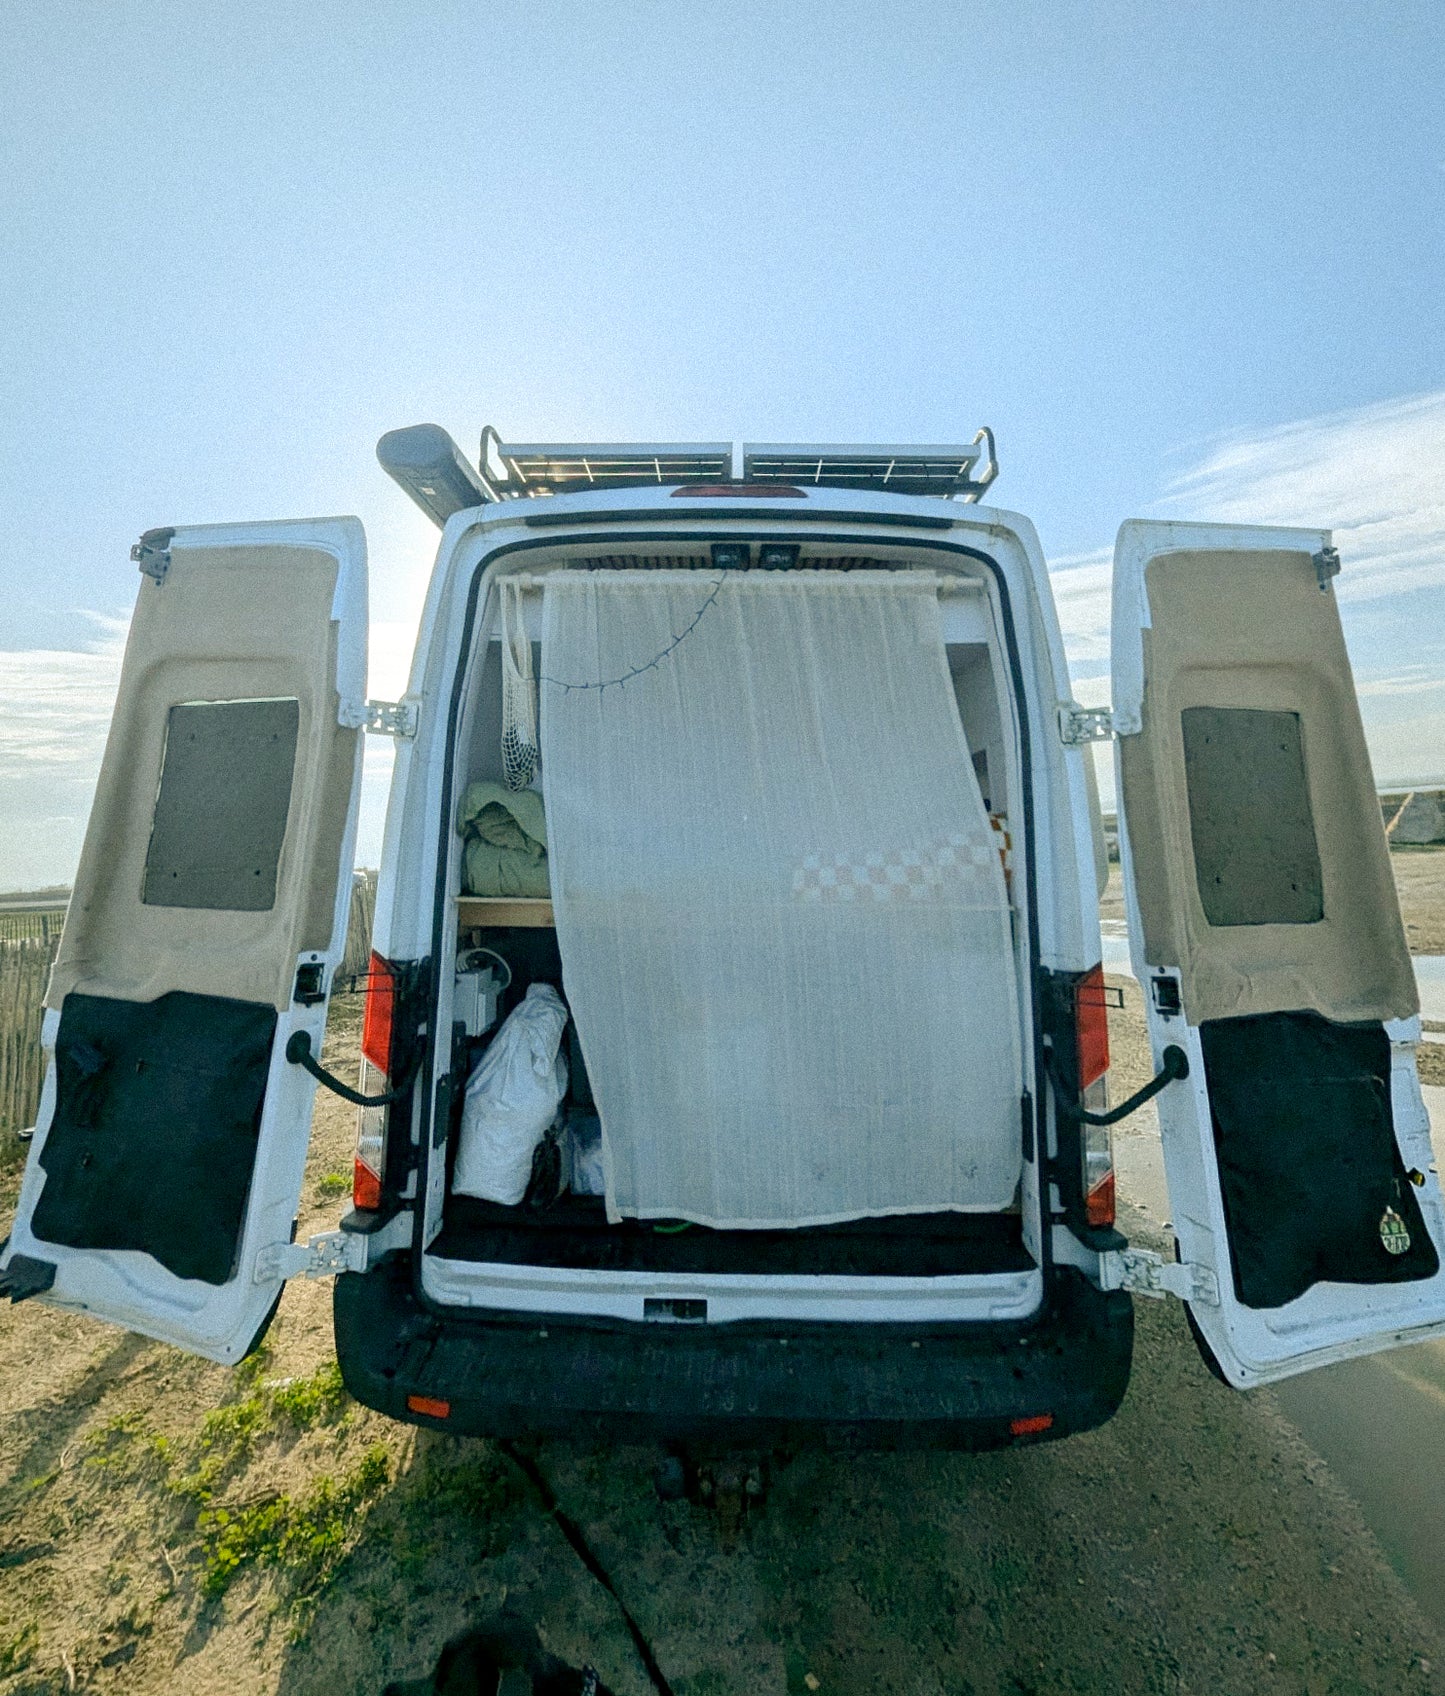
1058 703 1117 746
1100 1247 1219 1305
1313 545 1341 590
131 527 176 584
254 1230 366 1283
341 699 418 737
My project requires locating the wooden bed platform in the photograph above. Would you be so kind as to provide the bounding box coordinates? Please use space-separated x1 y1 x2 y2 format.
456 896 555 928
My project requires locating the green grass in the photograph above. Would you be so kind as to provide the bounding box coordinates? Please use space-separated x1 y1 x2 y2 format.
73 1360 352 1510
1 1127 28 1199
59 1358 384 1619
0 1621 39 1678
314 1170 352 1200
163 1360 352 1507
267 1361 349 1428
197 1444 391 1600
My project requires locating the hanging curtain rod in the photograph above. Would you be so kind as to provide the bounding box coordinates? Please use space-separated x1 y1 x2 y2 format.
500 570 983 593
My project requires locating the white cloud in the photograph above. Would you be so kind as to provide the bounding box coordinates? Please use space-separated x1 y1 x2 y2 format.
0 613 421 891
1047 549 1112 671
1049 389 1445 797
1356 671 1445 699
1162 389 1445 604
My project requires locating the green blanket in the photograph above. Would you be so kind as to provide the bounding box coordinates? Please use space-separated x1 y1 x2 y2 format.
457 780 551 898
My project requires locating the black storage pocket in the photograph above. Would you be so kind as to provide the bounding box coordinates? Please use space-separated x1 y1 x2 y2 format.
33 990 277 1286
1201 1010 1437 1309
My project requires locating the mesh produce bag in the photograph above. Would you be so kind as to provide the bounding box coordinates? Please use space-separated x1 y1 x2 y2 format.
500 577 538 790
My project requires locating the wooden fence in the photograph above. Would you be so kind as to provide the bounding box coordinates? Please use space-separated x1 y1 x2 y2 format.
0 937 59 1134
0 909 66 945
0 872 378 1136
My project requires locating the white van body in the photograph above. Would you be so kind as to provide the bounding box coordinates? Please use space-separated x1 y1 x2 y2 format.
4 430 1442 1446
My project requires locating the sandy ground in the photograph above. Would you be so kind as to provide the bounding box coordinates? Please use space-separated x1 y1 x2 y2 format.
3 858 1445 1694
1099 844 1445 956
1392 850 1445 955
3 1143 1443 1695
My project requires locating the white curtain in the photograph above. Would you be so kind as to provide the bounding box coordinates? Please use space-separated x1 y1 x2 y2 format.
540 571 1022 1228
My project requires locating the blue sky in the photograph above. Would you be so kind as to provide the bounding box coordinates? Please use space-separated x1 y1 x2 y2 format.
2 1 1442 888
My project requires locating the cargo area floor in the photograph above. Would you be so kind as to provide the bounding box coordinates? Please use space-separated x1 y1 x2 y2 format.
430 1194 1032 1276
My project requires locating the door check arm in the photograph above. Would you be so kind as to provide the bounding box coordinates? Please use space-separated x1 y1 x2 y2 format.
1052 1044 1190 1127
284 1030 418 1107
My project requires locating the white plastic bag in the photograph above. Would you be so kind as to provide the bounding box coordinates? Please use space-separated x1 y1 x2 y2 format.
565 1116 606 1197
453 984 569 1205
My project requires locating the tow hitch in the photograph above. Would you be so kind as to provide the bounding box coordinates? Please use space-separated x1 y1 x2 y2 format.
655 1450 768 1545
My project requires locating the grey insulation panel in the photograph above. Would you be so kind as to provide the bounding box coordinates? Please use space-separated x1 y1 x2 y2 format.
1181 706 1324 927
142 698 299 911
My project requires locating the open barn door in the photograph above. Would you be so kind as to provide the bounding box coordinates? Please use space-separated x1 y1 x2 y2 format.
0 519 368 1363
1110 519 1445 1386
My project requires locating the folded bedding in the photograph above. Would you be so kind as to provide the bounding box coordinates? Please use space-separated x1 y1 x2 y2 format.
458 780 551 897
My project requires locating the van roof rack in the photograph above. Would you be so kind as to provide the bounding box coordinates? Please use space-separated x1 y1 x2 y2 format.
743 434 997 500
491 433 732 495
483 426 998 503
378 424 999 525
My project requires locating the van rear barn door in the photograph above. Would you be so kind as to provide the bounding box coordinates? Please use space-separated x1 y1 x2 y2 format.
0 519 368 1363
1110 519 1445 1387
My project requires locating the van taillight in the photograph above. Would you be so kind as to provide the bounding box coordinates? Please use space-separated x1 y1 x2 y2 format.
355 953 396 1210
1076 964 1115 1228
1074 963 1110 1089
1084 1150 1116 1228
361 951 395 1072
353 1154 384 1211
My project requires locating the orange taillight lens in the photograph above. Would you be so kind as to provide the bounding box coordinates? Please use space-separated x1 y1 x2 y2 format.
1074 963 1110 1090
1085 1167 1116 1229
353 1156 384 1212
406 1394 451 1419
1010 1413 1054 1436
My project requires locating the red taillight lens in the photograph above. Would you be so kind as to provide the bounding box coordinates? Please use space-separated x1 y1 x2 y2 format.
670 483 805 498
1085 1168 1116 1229
1010 1413 1054 1437
355 953 396 1212
361 951 395 1073
407 1394 451 1419
1074 963 1110 1090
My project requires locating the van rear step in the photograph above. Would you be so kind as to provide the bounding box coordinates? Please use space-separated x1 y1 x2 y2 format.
334 1262 1131 1447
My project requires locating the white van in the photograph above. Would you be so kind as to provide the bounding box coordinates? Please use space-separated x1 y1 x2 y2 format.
3 426 1442 1448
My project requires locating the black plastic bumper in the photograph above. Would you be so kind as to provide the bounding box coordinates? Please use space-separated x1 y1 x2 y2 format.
333 1259 1132 1449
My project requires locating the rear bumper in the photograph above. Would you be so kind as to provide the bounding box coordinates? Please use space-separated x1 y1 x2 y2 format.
333 1260 1133 1448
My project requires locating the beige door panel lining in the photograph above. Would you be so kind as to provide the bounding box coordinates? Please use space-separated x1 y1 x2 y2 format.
1120 546 1415 1025
49 543 361 1014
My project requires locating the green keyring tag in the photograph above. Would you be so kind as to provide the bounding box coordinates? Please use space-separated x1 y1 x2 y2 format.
1379 1206 1411 1256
